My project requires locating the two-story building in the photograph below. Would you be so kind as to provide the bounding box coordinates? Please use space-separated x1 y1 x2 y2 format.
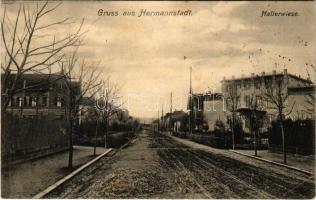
1 73 80 165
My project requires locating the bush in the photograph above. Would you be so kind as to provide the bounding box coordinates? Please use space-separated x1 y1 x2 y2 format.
188 133 231 149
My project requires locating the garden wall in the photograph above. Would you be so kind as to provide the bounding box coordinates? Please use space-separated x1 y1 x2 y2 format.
1 113 69 166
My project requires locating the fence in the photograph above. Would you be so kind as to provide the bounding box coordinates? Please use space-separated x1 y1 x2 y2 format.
268 119 315 155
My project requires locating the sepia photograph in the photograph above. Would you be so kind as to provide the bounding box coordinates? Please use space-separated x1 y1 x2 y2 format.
1 0 315 199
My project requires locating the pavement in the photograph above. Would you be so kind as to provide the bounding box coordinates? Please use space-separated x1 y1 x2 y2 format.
1 145 107 198
232 149 315 173
164 131 315 174
46 129 315 199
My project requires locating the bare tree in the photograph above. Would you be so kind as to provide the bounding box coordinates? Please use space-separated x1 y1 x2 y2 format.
304 64 315 118
1 2 83 111
225 83 240 150
60 49 103 168
96 78 124 149
262 76 295 164
246 94 266 157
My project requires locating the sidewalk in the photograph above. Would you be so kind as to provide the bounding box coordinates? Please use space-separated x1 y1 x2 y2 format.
163 132 315 175
233 149 315 173
1 145 108 198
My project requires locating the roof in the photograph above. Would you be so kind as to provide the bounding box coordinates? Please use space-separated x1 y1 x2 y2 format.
164 110 188 122
80 96 95 106
2 73 80 92
222 72 313 85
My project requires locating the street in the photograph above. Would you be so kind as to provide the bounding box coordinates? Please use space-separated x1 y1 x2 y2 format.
47 129 315 199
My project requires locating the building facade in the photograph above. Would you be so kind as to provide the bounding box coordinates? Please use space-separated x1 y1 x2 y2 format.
2 73 76 118
221 69 314 133
1 73 80 165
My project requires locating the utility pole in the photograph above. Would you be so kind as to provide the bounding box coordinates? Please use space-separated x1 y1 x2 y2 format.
189 66 193 134
170 92 173 134
170 92 173 113
157 109 159 131
161 103 164 131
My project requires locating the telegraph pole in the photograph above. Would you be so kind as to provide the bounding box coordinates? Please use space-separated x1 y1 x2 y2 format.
161 103 164 131
157 109 159 131
170 92 173 113
189 66 193 135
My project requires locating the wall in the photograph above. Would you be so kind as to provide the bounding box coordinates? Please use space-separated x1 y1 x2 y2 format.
1 113 69 166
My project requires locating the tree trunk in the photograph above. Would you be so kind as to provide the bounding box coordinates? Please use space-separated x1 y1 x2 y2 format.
94 120 98 156
280 120 287 164
232 113 235 150
254 129 258 157
254 117 258 157
105 115 108 148
2 96 11 111
68 119 73 168
68 90 73 169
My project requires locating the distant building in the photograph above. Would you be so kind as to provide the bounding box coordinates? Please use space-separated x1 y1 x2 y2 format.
202 93 227 131
189 92 226 131
162 110 188 132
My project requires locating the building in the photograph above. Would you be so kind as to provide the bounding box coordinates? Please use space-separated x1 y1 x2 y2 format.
2 73 80 118
287 85 315 119
1 73 80 165
189 92 226 131
201 93 227 131
161 110 188 132
221 69 314 133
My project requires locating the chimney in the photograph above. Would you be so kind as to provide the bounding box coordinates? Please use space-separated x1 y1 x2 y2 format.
261 72 265 76
283 68 288 75
272 70 276 75
251 73 255 78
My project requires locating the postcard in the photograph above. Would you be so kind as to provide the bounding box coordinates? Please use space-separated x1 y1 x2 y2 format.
1 1 315 199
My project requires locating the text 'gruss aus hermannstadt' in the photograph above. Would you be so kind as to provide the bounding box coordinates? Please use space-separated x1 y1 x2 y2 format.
97 9 193 17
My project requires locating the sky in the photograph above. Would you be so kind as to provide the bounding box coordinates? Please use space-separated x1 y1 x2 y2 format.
3 1 316 119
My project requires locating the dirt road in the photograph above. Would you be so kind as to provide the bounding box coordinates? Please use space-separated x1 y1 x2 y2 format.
47 130 315 198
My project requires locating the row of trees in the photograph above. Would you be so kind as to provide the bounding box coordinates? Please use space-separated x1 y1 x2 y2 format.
1 2 123 168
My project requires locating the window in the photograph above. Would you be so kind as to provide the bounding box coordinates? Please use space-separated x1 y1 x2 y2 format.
56 97 62 107
17 97 23 107
244 95 250 107
256 96 262 107
31 97 37 107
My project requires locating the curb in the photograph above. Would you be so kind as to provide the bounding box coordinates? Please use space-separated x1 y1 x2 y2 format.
33 148 112 199
230 150 314 176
